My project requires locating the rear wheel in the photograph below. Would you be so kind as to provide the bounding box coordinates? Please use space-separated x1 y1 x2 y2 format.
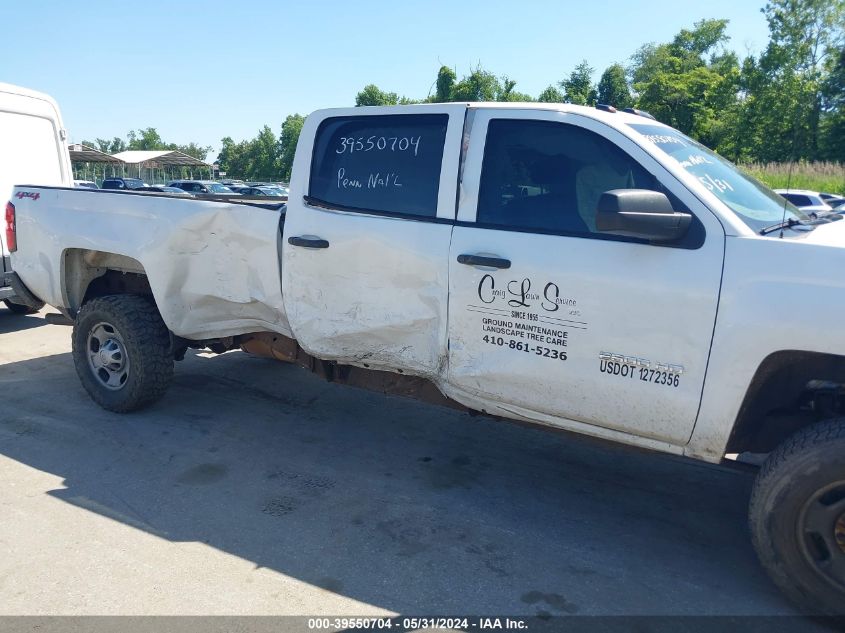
749 418 845 615
3 298 44 314
72 295 173 412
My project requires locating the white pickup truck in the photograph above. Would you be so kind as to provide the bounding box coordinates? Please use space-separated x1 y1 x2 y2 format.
8 102 845 614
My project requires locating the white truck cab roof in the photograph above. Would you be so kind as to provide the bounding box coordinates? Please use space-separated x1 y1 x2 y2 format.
774 188 833 216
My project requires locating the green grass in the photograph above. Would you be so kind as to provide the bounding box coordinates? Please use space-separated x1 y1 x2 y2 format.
740 161 845 195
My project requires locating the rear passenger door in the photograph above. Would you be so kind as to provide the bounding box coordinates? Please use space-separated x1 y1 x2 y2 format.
282 105 466 378
445 109 725 446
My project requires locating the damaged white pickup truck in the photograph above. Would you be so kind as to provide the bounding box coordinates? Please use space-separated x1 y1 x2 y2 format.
8 102 845 614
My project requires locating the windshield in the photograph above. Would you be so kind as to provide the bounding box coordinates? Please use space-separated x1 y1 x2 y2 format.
628 124 810 233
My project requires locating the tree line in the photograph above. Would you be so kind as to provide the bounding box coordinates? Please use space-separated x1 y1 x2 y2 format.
347 0 844 166
85 0 844 182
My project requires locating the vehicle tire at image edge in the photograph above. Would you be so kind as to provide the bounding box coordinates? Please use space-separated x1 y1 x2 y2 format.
749 418 845 615
71 295 174 412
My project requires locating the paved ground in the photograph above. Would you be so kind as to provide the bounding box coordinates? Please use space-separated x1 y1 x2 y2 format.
0 305 808 617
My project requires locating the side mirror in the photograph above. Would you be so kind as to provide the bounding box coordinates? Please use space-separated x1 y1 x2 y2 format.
595 189 692 242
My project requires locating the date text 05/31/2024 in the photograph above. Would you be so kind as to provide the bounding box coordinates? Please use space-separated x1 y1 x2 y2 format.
307 617 528 630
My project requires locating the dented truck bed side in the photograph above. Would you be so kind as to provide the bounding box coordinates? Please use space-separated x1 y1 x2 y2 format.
11 187 291 340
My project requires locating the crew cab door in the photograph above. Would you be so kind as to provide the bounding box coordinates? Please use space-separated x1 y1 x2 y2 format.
282 105 466 377
446 109 725 445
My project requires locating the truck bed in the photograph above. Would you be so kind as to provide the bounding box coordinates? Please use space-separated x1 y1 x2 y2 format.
10 185 292 340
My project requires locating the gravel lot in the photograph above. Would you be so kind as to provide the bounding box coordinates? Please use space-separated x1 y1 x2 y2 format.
0 305 809 618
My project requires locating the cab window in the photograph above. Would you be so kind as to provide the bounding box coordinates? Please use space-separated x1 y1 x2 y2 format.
309 114 449 218
477 119 661 236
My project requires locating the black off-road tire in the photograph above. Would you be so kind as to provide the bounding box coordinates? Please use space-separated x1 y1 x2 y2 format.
749 418 845 615
3 298 44 314
72 295 173 412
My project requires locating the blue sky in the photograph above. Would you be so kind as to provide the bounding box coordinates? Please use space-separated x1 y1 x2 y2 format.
1 0 771 161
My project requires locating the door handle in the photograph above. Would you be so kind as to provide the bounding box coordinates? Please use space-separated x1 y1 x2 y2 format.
457 254 511 269
288 236 329 249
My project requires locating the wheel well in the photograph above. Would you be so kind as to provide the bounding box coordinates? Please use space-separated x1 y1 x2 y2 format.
63 249 152 315
727 350 845 454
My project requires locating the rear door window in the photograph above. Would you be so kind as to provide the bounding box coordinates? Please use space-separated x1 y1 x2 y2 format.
309 114 449 218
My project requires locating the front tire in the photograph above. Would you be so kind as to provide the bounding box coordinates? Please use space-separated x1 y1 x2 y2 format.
749 418 845 615
3 298 44 314
72 295 173 412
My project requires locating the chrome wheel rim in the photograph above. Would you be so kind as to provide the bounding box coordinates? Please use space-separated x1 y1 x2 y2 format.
799 481 845 592
86 322 130 391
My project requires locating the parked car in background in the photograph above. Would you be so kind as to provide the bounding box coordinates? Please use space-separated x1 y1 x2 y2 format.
137 186 193 196
820 192 845 207
243 182 288 196
774 189 833 217
73 180 98 189
261 185 288 197
230 186 263 195
167 180 239 195
231 185 285 196
101 177 148 190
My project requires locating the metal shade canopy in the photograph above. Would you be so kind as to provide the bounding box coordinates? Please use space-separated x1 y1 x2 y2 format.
70 147 212 183
111 150 209 168
68 144 124 164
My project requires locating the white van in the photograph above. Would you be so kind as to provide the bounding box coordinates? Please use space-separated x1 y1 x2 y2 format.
0 82 72 313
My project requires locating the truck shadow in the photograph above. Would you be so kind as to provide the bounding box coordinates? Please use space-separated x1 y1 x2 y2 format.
0 309 52 334
0 349 804 617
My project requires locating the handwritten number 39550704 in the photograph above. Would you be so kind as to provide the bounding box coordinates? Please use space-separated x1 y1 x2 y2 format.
336 136 421 157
